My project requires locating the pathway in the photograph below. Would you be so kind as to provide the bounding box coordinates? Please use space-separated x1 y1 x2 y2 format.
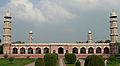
59 57 66 66
79 59 85 66
24 62 35 66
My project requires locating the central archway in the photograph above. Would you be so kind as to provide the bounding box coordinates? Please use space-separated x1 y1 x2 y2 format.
58 47 64 54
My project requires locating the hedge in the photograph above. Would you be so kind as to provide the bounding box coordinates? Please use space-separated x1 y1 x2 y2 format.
44 53 58 66
35 58 45 66
84 55 105 66
65 53 76 64
75 60 81 66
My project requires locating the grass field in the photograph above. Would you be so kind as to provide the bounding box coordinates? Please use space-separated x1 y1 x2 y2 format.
66 64 75 66
0 58 35 66
107 59 120 66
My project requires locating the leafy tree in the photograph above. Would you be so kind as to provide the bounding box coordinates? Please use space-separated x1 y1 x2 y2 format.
35 58 45 66
65 53 76 64
44 53 58 66
108 55 116 62
104 40 111 43
84 55 105 66
117 43 120 53
75 60 81 66
8 57 14 63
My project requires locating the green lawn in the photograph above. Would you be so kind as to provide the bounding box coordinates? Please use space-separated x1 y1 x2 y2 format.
0 58 35 66
66 64 75 66
107 59 120 66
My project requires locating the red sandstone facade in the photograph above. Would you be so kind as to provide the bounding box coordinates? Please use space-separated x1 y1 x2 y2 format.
2 10 119 58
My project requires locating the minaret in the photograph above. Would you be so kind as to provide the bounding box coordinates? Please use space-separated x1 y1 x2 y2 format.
28 30 33 43
110 10 119 43
3 10 12 54
110 10 119 55
87 30 92 43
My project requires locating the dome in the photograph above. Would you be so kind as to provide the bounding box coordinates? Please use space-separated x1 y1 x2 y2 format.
29 30 33 34
5 10 11 17
88 30 92 34
110 10 117 17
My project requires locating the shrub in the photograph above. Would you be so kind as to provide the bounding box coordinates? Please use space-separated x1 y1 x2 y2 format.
8 57 14 63
84 55 105 66
44 53 58 66
35 58 45 66
65 53 76 64
75 60 81 66
108 55 116 62
26 56 30 58
4 54 8 58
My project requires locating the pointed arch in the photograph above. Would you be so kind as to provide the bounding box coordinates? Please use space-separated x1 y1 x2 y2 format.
58 47 64 54
44 47 49 54
20 48 25 54
104 47 109 54
88 47 94 54
12 48 18 54
28 48 33 54
80 47 86 54
36 48 41 54
72 47 78 54
96 47 101 53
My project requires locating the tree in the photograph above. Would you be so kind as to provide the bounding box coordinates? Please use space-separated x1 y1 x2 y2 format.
44 53 58 66
65 53 76 64
35 58 45 66
84 55 105 66
108 55 116 62
8 57 14 63
104 40 111 43
117 43 120 53
75 60 81 66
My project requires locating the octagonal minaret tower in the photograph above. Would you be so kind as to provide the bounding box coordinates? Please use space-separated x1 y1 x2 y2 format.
29 30 33 43
110 10 119 43
110 10 119 55
3 10 12 54
87 30 92 43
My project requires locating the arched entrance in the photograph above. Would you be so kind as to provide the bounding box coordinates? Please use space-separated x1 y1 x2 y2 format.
36 48 41 54
44 47 49 54
104 47 109 54
88 47 94 54
72 47 78 54
28 48 33 54
58 47 64 54
20 48 25 54
80 47 86 54
53 50 56 53
12 48 18 54
96 47 101 53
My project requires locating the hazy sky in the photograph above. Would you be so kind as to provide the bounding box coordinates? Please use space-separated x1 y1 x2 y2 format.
0 0 120 43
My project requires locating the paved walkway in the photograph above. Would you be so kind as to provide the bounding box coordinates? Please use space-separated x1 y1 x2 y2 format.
58 58 66 66
24 62 35 66
79 59 85 66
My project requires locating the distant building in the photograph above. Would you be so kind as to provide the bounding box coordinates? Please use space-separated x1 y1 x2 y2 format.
2 10 119 58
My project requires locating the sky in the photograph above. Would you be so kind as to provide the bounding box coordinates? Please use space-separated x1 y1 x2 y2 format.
0 0 120 43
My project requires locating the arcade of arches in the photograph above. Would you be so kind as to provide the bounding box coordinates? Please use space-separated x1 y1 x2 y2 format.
12 46 110 54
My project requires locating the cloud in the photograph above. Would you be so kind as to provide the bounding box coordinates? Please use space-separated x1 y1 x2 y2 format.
2 0 75 23
9 0 47 22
